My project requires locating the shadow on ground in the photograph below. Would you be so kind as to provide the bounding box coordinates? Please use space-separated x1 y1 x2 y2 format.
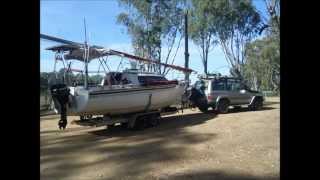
41 112 219 180
160 170 279 180
263 101 280 106
227 106 276 114
90 112 217 138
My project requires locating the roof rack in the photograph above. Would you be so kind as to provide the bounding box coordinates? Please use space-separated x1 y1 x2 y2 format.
198 73 223 80
198 73 241 81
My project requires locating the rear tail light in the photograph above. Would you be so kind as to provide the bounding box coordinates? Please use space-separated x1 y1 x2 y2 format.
207 95 213 100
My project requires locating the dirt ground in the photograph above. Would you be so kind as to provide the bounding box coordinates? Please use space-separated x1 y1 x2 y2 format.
40 97 280 180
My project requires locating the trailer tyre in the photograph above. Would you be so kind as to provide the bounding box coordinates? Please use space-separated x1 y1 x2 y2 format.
120 122 129 129
133 116 146 130
107 124 116 130
148 114 160 127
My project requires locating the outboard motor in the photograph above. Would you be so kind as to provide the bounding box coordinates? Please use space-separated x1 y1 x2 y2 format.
50 84 70 130
188 87 208 112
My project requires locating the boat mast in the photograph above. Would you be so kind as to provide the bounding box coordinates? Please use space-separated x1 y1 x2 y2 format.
184 10 190 87
83 18 89 89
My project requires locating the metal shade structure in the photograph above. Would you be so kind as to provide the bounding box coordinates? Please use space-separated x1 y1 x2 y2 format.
42 33 195 74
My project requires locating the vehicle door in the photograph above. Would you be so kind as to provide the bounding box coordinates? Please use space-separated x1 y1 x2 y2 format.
226 79 242 105
238 83 253 104
211 79 227 103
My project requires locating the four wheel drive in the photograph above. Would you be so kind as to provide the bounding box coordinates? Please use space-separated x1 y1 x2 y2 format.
188 76 264 113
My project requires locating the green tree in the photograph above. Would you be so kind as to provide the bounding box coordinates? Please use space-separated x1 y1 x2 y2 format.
243 36 279 92
242 0 280 93
89 74 104 85
213 0 262 78
117 0 185 74
189 0 218 75
264 0 280 35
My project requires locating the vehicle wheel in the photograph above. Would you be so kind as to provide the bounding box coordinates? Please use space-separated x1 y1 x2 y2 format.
107 124 116 130
198 104 208 113
217 99 229 114
120 122 128 129
233 106 241 111
249 98 263 111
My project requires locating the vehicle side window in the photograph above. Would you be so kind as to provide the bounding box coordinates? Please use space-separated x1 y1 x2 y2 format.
232 82 241 91
231 81 241 91
226 79 241 91
212 80 226 91
226 80 232 91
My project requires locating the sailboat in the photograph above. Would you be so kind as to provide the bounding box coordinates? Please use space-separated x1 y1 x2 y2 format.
41 33 194 129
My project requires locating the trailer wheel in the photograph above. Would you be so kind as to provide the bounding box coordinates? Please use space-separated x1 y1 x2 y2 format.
120 122 129 129
107 124 116 130
148 114 160 127
133 116 146 130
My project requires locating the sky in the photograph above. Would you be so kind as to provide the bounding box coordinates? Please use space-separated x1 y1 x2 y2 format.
40 0 268 83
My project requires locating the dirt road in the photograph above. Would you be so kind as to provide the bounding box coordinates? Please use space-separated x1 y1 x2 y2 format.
41 97 280 180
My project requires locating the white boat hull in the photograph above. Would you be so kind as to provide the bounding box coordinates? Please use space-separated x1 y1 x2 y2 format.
63 84 184 116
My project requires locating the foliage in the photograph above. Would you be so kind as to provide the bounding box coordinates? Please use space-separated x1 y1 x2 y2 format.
117 0 185 74
213 0 262 78
241 0 280 93
264 0 280 36
188 0 218 75
243 36 279 92
40 70 104 90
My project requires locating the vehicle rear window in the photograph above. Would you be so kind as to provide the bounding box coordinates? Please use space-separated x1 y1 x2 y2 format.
212 80 226 90
194 80 208 90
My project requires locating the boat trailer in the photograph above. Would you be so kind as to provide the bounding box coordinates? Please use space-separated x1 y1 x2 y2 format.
50 83 179 130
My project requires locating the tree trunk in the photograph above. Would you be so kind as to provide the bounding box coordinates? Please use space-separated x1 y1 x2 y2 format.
204 61 208 75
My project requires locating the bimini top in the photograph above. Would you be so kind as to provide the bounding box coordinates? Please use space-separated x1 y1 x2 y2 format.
46 44 116 61
46 45 195 73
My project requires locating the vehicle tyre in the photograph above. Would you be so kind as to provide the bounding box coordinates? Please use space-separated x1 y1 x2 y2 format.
107 124 116 130
196 98 209 113
249 98 263 111
120 122 129 129
233 106 241 111
199 105 208 113
217 99 229 114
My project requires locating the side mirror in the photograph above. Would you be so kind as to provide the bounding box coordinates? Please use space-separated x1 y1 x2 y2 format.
240 89 246 93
